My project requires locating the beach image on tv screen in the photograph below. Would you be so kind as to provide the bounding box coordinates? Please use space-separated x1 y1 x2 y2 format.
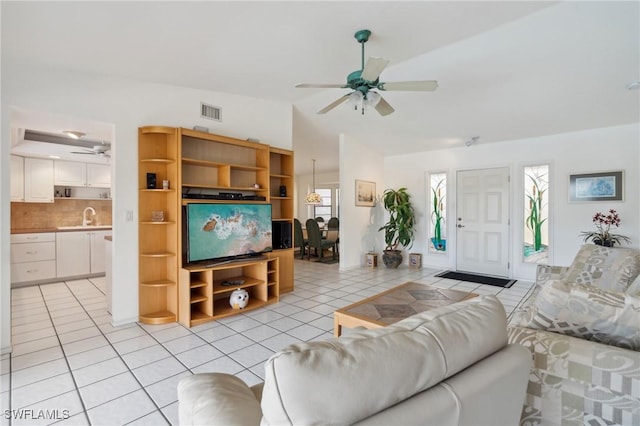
187 204 272 262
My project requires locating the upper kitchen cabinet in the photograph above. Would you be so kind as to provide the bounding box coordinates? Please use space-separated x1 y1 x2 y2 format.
55 161 111 188
24 158 54 203
10 155 24 202
86 164 111 188
54 160 85 186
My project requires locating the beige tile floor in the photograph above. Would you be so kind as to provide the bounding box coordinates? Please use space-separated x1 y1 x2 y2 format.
2 259 533 425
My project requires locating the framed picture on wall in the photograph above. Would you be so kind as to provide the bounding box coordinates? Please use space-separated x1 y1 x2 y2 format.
568 170 623 202
355 180 376 207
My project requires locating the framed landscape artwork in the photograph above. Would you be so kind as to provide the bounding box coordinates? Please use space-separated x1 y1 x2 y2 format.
569 171 623 202
355 180 376 207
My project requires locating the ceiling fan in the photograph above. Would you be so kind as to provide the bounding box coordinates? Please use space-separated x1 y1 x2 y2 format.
295 29 438 116
71 143 111 158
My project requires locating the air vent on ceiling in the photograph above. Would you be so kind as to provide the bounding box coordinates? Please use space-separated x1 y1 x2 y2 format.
201 103 222 121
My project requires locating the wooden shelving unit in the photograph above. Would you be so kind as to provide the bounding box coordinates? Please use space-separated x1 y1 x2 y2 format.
139 126 295 327
178 258 278 327
138 126 179 324
267 147 295 293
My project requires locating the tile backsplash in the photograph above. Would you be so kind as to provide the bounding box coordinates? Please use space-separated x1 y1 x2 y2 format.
11 199 112 229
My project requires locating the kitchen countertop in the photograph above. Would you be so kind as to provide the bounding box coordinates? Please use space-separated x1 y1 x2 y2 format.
11 226 113 234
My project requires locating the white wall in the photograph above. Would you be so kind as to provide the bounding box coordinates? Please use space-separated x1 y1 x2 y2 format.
339 135 385 269
1 66 292 353
384 123 639 281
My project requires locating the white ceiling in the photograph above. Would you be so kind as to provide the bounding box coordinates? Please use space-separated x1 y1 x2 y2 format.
3 1 639 175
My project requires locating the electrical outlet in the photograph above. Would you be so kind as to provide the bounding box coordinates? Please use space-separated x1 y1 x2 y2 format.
126 210 133 221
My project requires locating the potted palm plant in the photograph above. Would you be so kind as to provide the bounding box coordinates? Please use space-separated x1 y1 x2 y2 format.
378 187 416 268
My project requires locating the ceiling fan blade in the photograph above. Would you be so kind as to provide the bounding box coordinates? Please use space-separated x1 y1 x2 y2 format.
70 151 93 155
375 96 395 116
361 57 390 82
317 94 350 114
379 80 439 91
295 83 347 89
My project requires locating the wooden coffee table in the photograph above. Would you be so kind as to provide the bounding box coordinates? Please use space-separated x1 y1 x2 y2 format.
333 282 478 337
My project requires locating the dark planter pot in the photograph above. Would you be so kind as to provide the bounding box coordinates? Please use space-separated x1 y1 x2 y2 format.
382 250 403 268
594 239 614 247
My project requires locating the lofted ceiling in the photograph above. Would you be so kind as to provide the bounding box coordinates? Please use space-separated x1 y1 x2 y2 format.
3 1 639 175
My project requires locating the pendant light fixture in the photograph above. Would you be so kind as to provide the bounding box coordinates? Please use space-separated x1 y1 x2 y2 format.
305 159 322 205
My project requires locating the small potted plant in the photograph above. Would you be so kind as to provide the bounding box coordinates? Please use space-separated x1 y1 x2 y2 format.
378 187 416 268
580 209 630 247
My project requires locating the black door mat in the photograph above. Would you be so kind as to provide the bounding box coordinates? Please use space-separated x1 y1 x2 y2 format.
435 270 516 288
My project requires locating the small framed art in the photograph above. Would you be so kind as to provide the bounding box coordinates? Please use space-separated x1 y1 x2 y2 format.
355 180 376 207
569 171 623 202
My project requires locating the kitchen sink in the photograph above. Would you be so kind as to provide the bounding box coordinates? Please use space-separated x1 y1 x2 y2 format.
56 225 112 230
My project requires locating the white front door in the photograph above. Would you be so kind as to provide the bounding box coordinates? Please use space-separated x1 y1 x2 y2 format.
456 168 510 277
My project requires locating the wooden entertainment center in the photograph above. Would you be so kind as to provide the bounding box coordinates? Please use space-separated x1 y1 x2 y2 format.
138 126 294 326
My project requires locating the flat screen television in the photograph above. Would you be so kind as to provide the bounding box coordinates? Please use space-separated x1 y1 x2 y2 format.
184 203 273 265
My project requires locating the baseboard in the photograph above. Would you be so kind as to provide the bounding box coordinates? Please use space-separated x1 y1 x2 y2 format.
110 316 138 327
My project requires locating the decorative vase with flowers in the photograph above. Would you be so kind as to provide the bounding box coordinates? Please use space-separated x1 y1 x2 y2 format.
580 209 630 247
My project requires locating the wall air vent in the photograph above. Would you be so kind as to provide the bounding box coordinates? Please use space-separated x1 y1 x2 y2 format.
201 103 222 121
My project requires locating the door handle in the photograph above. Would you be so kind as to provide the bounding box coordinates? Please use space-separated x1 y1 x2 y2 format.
457 224 465 228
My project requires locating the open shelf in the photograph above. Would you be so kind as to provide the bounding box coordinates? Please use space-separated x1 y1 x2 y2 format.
140 279 176 288
138 126 178 325
139 310 176 325
178 257 278 327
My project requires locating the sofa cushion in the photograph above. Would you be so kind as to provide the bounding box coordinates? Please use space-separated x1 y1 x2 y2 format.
178 372 263 426
260 295 507 426
564 245 640 293
515 279 640 350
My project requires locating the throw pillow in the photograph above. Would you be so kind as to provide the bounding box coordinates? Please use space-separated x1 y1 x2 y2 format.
564 245 640 293
515 279 640 351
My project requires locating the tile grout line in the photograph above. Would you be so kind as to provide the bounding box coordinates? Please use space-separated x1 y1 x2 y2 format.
34 284 91 425
58 280 174 426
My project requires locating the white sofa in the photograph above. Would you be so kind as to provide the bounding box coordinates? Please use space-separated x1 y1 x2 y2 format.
178 295 530 425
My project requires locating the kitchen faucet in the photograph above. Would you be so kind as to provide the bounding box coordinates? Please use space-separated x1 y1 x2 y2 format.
83 207 96 226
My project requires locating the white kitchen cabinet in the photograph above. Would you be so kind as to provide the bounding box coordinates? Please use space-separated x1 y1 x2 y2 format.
90 230 110 273
54 161 111 188
56 232 91 277
54 160 86 186
11 233 57 283
10 155 24 201
56 230 110 277
86 164 111 188
24 158 54 203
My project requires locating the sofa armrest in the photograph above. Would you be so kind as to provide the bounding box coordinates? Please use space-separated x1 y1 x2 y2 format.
178 373 262 426
507 325 640 425
535 264 569 288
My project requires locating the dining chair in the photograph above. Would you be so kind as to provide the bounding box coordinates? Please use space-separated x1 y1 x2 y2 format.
294 218 308 260
305 219 336 260
327 217 339 253
325 228 339 255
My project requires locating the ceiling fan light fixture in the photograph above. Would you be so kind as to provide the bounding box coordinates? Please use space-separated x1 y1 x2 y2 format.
348 91 364 106
365 91 381 107
63 130 85 139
